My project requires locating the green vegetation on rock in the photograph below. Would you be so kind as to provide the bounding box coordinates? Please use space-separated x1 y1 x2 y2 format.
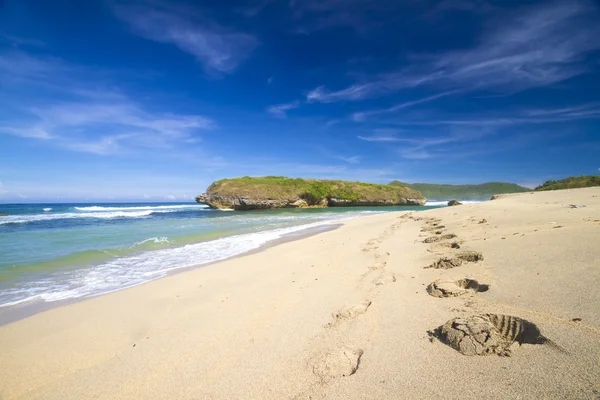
534 176 600 191
199 176 426 209
389 181 530 200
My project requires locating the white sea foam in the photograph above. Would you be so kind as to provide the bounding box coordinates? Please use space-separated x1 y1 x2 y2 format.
43 208 52 212
74 204 209 212
0 210 170 225
0 212 377 308
130 237 171 248
425 201 448 206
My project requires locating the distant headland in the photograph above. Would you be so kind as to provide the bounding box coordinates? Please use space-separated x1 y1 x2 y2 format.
195 176 426 210
389 181 531 200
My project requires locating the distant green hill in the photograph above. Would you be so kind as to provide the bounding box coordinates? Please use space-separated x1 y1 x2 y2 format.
389 181 530 200
534 175 600 191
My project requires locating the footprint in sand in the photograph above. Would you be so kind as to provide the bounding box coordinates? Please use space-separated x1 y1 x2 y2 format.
431 314 565 357
368 261 386 270
374 271 396 285
362 239 382 252
332 300 372 320
424 251 483 269
426 278 489 298
311 346 363 381
421 225 446 232
423 234 457 243
439 241 461 249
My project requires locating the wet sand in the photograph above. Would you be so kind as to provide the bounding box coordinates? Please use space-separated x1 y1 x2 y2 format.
0 223 343 326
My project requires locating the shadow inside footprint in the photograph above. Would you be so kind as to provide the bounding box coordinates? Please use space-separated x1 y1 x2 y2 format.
429 314 565 356
423 234 457 243
456 278 489 292
426 278 489 297
457 251 484 262
425 252 483 269
421 225 446 232
446 242 461 249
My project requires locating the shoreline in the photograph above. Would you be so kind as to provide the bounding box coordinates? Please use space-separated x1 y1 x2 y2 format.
1 206 436 315
0 220 348 326
1 188 599 399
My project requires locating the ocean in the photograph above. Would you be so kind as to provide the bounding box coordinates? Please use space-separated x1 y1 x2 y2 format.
0 202 443 311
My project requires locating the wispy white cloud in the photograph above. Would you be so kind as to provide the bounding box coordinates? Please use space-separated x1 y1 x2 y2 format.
1 34 45 48
306 72 442 103
267 101 300 118
353 91 459 121
524 103 600 117
357 135 402 142
0 126 53 140
235 0 277 17
308 1 600 103
113 2 258 74
30 102 213 136
312 145 363 165
0 51 214 155
359 135 459 146
307 85 372 103
63 134 132 155
358 126 497 160
12 101 214 155
427 0 493 18
335 155 361 164
288 0 406 34
0 51 71 83
379 103 600 127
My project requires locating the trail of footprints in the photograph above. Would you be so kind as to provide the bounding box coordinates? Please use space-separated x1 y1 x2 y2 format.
305 212 565 396
415 215 565 357
305 215 406 389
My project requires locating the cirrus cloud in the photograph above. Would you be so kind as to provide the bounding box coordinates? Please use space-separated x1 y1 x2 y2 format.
113 2 258 74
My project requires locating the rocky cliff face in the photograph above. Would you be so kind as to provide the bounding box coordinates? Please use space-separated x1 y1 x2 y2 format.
195 194 318 210
196 193 425 210
327 198 426 207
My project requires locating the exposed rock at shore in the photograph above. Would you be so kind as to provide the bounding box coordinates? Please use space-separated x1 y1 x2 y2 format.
448 200 462 206
196 193 426 210
196 177 426 210
195 194 317 210
327 197 427 207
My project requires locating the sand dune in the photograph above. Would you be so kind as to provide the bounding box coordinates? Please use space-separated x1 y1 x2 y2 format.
1 187 599 399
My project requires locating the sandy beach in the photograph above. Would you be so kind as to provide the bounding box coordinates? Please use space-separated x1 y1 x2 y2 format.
1 187 599 399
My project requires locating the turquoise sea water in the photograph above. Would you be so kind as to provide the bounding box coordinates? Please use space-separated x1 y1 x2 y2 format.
0 202 440 309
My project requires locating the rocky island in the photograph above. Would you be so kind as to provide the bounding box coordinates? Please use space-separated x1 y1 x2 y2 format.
196 176 426 210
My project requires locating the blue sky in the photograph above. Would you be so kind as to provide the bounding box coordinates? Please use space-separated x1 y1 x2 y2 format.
1 0 599 202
